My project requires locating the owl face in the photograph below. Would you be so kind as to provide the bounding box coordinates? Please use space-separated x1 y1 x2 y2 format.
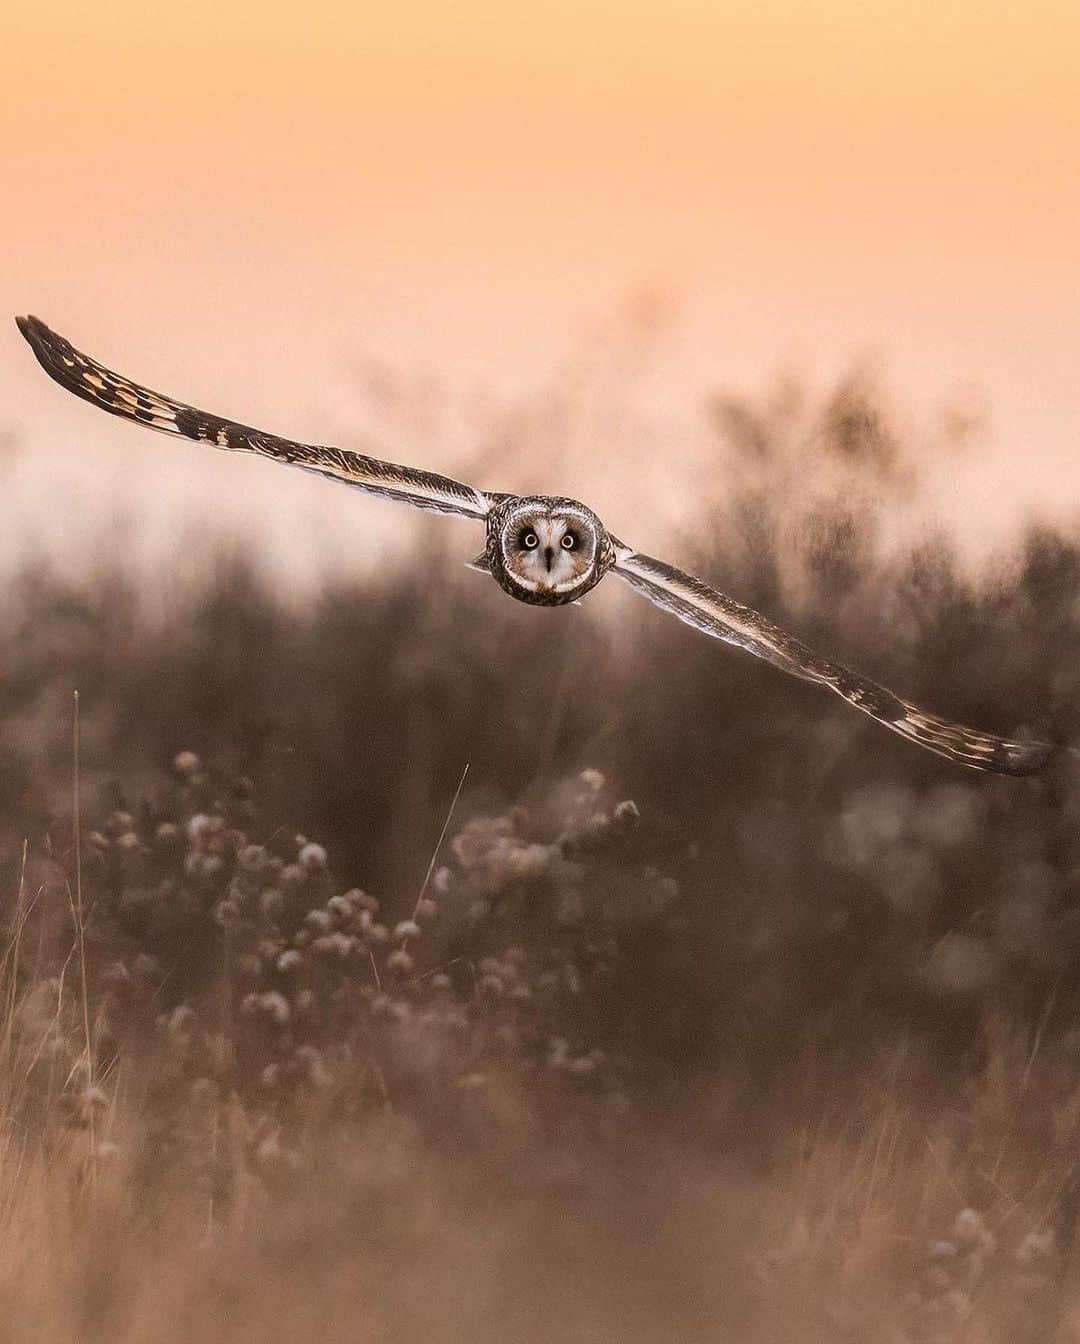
492 497 607 605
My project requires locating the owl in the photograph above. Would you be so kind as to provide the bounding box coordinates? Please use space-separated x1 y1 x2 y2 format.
16 315 1055 777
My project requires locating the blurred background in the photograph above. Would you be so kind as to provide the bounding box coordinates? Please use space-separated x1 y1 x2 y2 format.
4 4 1080 1340
4 0 1080 570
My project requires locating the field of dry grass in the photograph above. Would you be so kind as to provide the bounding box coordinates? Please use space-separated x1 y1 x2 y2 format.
2 373 1080 1341
4 756 1080 1344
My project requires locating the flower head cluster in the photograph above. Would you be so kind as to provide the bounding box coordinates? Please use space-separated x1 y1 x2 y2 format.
73 760 678 1188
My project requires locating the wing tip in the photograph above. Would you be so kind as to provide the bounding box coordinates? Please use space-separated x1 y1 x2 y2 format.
15 315 66 376
15 314 47 343
1000 739 1055 778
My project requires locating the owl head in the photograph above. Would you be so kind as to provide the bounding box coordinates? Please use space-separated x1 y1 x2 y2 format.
490 496 609 605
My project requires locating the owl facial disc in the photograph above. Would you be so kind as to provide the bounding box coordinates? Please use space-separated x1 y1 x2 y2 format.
491 497 608 606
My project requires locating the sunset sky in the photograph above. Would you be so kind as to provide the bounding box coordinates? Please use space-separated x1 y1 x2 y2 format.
3 0 1079 570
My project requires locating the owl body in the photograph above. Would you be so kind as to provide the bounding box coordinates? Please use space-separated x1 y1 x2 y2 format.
16 314 1058 778
480 494 617 606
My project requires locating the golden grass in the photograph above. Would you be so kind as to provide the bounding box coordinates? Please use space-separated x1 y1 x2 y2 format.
1 857 1078 1344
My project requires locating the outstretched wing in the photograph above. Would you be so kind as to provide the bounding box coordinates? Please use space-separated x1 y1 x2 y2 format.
613 546 1053 776
16 316 493 520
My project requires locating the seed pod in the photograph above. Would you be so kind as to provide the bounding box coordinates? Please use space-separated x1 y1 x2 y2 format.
387 948 415 978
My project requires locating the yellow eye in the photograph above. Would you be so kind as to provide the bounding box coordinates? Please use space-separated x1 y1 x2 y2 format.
523 532 538 549
561 533 576 549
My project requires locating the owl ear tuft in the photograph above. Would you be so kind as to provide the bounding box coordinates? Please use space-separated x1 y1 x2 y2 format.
465 552 492 574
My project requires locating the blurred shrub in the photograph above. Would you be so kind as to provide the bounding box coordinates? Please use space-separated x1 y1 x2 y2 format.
2 371 1080 1104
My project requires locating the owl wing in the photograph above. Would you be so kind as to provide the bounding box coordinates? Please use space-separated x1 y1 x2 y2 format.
16 316 494 520
612 546 1053 776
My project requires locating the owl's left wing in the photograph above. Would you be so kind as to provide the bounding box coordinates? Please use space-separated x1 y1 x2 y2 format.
16 316 494 520
613 546 1053 776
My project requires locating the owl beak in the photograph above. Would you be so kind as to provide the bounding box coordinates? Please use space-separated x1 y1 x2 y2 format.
544 545 555 572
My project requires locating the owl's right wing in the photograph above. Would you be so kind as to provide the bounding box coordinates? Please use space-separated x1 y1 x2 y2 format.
16 316 494 520
613 546 1054 777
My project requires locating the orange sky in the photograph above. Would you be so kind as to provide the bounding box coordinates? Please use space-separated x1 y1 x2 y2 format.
3 0 1079 570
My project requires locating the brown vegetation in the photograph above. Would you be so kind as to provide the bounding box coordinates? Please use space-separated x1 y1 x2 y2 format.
2 373 1080 1340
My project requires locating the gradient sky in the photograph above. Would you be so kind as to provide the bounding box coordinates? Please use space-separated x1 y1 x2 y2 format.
3 0 1079 571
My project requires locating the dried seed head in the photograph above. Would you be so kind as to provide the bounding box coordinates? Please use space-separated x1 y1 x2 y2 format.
326 895 353 923
260 888 285 920
256 938 283 963
582 813 610 843
415 897 438 924
77 1085 109 1118
478 973 504 1000
185 852 224 881
387 948 415 978
394 920 422 942
238 844 268 873
276 949 304 975
614 799 640 827
954 1208 995 1252
299 842 328 873
173 750 201 778
168 1004 197 1035
294 1045 332 1088
187 813 222 844
259 991 291 1026
280 864 306 892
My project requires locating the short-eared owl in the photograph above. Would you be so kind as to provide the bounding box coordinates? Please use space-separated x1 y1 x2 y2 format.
16 315 1053 777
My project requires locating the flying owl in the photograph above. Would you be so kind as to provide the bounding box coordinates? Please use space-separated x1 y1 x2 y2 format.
16 315 1054 777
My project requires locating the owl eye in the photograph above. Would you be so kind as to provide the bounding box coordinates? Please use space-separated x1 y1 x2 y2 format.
561 533 576 550
522 531 539 549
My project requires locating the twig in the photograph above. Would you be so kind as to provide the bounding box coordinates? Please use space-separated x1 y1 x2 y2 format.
71 690 95 1169
411 762 469 922
366 945 382 992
